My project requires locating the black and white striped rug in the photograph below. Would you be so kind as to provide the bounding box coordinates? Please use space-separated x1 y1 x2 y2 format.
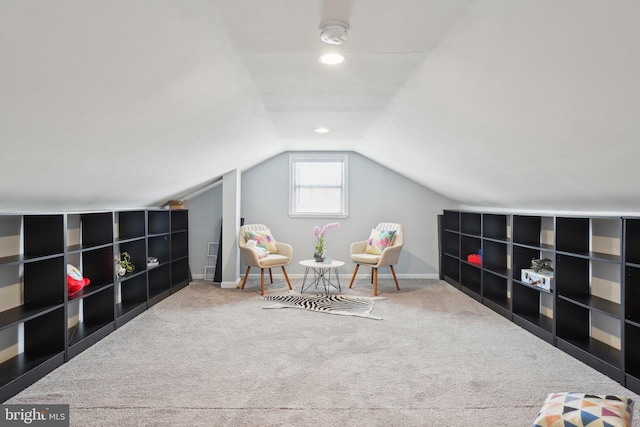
261 294 383 320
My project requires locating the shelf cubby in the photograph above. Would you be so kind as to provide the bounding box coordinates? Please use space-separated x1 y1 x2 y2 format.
482 239 508 277
626 265 640 324
460 235 481 263
71 246 114 299
117 238 147 279
171 257 190 290
625 218 640 266
443 230 459 257
116 210 146 241
443 210 459 232
511 245 551 284
81 212 114 249
116 273 147 326
442 254 459 284
625 323 640 384
148 210 170 236
556 217 590 255
483 214 508 241
0 306 66 402
556 298 622 381
511 281 553 343
460 262 481 299
23 215 64 258
171 210 189 233
148 235 170 266
171 231 189 261
482 270 510 315
512 215 542 248
68 286 114 359
460 212 481 236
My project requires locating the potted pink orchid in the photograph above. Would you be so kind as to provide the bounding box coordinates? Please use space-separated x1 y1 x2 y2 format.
313 222 340 262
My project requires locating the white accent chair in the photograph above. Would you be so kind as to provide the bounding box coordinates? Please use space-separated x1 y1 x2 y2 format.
348 223 403 296
238 224 293 295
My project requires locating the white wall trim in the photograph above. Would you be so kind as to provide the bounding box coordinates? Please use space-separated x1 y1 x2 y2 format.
220 278 242 288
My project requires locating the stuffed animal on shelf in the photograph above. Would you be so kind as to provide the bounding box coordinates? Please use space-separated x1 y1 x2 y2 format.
246 239 269 259
67 264 90 296
531 257 553 273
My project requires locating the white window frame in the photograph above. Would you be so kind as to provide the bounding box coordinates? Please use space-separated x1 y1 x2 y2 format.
289 153 348 218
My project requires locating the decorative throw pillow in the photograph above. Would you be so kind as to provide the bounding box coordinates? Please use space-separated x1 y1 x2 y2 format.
365 228 396 255
244 229 278 254
532 392 634 427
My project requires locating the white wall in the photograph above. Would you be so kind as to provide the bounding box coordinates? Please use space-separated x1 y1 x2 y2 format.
188 184 223 280
238 151 457 278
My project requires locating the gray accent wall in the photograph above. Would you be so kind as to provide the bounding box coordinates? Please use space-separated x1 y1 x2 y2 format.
188 151 457 280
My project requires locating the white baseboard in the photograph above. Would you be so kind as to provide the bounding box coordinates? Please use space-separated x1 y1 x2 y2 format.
220 278 242 289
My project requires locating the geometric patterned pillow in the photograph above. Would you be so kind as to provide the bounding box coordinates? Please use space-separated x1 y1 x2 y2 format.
532 393 634 427
244 229 278 254
365 228 396 255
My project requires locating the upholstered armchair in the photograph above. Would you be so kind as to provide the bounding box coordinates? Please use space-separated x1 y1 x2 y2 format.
348 223 403 296
238 224 293 295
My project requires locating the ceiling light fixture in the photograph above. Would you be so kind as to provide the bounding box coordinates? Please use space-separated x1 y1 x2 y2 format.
315 127 330 134
319 21 350 45
319 53 344 65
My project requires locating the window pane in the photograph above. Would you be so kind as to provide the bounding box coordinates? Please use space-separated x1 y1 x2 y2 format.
295 188 342 213
289 154 348 218
296 162 343 186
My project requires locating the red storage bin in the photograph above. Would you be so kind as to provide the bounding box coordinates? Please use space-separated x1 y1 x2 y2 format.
467 254 481 265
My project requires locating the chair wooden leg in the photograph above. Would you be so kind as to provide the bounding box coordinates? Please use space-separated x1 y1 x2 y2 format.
282 267 293 290
373 268 378 296
349 264 360 289
241 266 251 289
269 268 273 283
390 265 400 291
260 269 265 295
371 268 374 283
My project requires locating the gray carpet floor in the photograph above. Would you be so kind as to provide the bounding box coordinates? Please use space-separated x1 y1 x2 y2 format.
7 278 640 426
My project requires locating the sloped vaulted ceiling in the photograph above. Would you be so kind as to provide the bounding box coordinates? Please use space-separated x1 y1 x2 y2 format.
1 0 639 213
358 0 640 212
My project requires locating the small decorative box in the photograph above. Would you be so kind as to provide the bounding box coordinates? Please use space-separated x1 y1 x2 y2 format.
521 269 553 291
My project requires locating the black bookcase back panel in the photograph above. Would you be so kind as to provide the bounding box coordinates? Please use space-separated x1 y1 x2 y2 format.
81 213 113 248
442 255 459 282
556 217 589 254
24 215 64 257
483 214 508 240
23 257 65 307
118 211 146 240
460 212 481 236
512 216 542 247
443 211 460 232
625 219 640 265
555 254 590 298
82 246 114 288
171 211 189 232
625 266 640 323
148 211 170 235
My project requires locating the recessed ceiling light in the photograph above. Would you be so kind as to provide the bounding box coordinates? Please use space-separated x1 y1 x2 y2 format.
319 53 344 65
315 127 330 134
